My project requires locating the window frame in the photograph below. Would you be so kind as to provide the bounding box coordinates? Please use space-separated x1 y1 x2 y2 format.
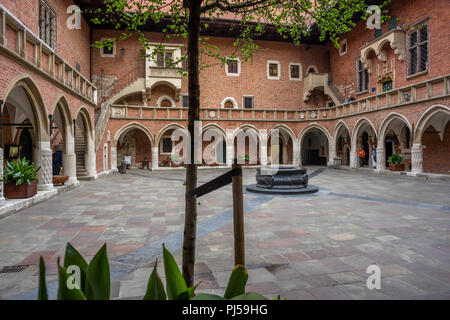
225 57 241 76
100 38 116 58
289 63 302 81
160 136 174 155
38 0 57 49
242 95 255 109
406 19 430 78
267 60 281 80
181 95 189 108
356 57 369 94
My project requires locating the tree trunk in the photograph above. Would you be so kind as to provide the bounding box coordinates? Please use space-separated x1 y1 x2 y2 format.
182 0 201 287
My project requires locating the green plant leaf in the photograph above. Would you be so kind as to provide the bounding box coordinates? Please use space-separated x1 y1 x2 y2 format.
191 293 224 300
64 243 88 294
224 265 248 299
230 292 268 300
38 256 48 300
143 260 166 300
85 243 110 300
162 244 187 300
57 257 87 300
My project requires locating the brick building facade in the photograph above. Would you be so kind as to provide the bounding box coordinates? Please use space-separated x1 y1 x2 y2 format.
0 0 448 205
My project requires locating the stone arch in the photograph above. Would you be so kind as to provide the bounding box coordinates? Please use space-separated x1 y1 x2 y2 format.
414 105 450 144
351 117 377 168
221 97 238 109
74 106 96 177
377 112 413 170
156 123 189 167
201 123 228 165
155 123 189 147
306 65 319 74
2 74 49 142
114 122 155 147
114 122 154 170
52 96 77 181
157 95 176 108
268 125 296 165
232 124 262 165
414 105 450 174
332 120 351 166
298 123 331 166
1 74 54 191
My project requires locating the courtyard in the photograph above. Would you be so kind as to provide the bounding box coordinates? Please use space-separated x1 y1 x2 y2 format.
0 168 449 300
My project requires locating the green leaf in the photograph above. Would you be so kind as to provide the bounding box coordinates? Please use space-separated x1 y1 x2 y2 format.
38 256 48 300
63 243 88 294
85 244 110 300
143 260 166 300
57 257 86 300
224 265 248 299
230 292 269 300
162 244 187 300
191 293 224 300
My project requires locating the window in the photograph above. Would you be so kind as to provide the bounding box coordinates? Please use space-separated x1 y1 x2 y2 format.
39 0 57 49
407 21 429 76
306 66 318 74
243 96 254 109
224 101 234 108
182 95 189 108
356 58 369 93
389 16 397 31
225 58 240 76
100 39 116 58
160 99 172 107
161 137 173 154
375 28 382 39
289 63 302 80
156 51 174 67
339 39 347 55
267 61 280 79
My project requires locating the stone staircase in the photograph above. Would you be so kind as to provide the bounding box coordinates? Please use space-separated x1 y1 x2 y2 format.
74 127 88 177
303 73 345 106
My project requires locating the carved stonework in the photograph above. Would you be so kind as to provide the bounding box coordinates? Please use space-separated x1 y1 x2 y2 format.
40 149 53 186
411 144 423 173
112 107 126 118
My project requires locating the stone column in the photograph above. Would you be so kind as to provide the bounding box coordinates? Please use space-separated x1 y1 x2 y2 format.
152 147 159 169
349 143 358 168
376 147 386 171
85 132 97 177
226 144 234 167
293 142 300 166
411 143 423 174
328 145 336 167
63 133 77 183
36 142 54 191
260 132 268 167
111 146 118 171
63 153 77 183
0 147 5 206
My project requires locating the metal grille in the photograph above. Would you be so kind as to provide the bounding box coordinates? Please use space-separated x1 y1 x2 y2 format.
0 265 29 273
408 22 429 75
39 0 56 49
356 59 369 93
243 96 254 109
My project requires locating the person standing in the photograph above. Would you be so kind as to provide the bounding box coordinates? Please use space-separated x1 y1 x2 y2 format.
358 146 366 168
372 145 377 169
52 145 63 176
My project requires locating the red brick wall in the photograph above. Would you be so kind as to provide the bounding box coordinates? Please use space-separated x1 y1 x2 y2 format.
2 0 91 79
422 122 450 174
328 0 450 100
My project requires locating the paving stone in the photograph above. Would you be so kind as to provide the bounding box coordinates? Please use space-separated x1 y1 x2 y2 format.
328 271 364 284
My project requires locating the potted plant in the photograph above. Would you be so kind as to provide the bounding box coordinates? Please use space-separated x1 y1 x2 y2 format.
244 154 250 165
387 154 405 171
2 158 41 199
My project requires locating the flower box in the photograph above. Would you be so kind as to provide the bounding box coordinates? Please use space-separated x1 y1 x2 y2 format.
53 176 69 186
389 163 405 171
4 181 38 199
